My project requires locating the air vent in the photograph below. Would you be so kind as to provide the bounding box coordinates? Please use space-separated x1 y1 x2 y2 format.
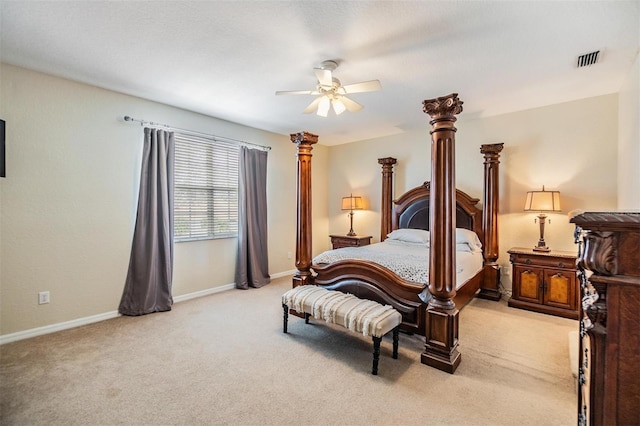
577 51 600 68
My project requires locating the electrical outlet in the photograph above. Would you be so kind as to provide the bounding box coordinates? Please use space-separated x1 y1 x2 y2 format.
287 251 292 259
38 291 50 305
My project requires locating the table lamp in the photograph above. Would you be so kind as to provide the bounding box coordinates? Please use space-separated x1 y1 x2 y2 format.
524 186 561 252
341 194 364 236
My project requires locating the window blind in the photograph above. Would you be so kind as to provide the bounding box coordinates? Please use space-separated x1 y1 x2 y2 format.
174 133 239 242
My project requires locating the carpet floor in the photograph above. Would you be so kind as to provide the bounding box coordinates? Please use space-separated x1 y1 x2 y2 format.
0 276 578 425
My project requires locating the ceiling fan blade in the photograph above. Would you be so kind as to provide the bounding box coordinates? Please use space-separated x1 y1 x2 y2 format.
303 97 322 114
340 96 364 113
276 90 319 96
342 80 382 94
314 68 333 87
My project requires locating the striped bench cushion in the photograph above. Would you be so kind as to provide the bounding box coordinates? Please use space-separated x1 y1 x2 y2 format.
282 285 402 338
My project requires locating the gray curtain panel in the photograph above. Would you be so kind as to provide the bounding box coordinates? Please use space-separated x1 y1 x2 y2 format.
235 147 270 289
119 128 175 315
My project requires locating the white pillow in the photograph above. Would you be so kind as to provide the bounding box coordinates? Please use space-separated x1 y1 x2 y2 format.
456 243 482 253
456 228 482 251
456 243 472 252
386 228 482 251
386 228 430 244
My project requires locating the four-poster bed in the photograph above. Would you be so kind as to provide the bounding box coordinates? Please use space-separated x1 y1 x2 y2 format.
290 93 503 373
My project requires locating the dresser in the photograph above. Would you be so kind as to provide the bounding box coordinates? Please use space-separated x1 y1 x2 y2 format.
507 247 579 319
329 234 372 250
571 212 640 426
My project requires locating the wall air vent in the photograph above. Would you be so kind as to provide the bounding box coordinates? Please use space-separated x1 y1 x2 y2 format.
577 51 600 68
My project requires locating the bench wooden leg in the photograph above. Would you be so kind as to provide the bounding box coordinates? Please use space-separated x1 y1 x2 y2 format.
393 326 399 359
305 313 311 324
372 336 382 375
282 304 288 333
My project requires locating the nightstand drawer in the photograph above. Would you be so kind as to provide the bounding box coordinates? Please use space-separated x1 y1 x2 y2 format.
329 235 372 250
510 252 575 269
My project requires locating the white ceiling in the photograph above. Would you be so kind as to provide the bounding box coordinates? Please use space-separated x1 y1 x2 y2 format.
1 1 638 146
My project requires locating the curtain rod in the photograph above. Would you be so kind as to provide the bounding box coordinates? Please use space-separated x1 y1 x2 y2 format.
122 115 271 151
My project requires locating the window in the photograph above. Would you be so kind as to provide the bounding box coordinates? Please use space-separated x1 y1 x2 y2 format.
174 133 239 242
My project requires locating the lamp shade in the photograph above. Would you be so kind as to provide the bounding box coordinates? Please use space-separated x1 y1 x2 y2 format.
341 195 363 211
524 186 561 212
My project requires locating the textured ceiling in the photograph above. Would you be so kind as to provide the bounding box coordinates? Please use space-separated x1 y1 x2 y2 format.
1 1 638 145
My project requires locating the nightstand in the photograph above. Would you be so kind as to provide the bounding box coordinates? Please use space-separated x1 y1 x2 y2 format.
330 235 372 249
507 247 579 319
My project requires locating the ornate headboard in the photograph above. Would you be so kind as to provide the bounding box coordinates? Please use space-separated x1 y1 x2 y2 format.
391 182 484 247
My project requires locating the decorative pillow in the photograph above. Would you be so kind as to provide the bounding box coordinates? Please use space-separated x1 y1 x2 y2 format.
456 228 482 251
386 228 430 244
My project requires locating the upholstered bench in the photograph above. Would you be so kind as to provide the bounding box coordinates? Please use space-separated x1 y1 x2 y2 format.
282 285 402 375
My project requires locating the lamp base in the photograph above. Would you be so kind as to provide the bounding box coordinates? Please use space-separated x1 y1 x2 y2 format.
533 213 550 252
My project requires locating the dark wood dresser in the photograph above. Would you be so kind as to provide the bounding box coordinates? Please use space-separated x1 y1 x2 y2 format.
571 212 640 426
507 247 579 319
329 234 372 250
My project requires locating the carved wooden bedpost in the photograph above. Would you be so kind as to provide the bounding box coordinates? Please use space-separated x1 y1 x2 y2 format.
422 93 463 374
378 157 397 242
478 143 504 300
291 131 318 288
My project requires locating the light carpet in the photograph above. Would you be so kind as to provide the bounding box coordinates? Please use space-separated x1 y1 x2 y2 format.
0 276 578 425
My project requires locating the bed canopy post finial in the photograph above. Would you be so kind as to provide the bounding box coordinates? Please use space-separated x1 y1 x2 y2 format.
421 93 463 374
478 143 504 301
378 157 397 242
291 131 318 288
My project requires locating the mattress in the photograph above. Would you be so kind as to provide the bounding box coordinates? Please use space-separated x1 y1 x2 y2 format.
312 239 483 289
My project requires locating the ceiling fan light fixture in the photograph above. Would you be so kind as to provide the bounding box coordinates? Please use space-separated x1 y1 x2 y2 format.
277 59 381 117
317 96 330 117
332 98 346 115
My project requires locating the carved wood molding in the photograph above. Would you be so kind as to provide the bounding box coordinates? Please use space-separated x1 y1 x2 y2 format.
480 143 504 158
571 211 640 231
422 93 464 125
290 130 319 145
581 231 617 276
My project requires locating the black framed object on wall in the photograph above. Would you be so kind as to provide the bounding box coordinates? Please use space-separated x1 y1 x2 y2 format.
0 119 5 177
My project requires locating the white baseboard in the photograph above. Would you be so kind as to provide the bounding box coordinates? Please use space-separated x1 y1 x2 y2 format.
0 310 121 345
271 269 295 279
0 270 295 345
172 282 235 303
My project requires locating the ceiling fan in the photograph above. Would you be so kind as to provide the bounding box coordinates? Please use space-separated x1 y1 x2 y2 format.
276 60 382 117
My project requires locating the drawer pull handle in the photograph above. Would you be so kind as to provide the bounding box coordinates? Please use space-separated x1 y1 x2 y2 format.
558 262 565 268
525 259 532 265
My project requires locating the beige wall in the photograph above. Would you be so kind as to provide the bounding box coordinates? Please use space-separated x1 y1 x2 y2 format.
0 61 627 337
327 94 619 290
617 52 640 210
0 64 328 336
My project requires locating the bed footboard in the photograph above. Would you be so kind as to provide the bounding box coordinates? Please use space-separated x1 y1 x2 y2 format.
313 260 425 333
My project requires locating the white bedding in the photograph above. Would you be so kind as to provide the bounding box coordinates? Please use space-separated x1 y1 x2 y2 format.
312 239 483 290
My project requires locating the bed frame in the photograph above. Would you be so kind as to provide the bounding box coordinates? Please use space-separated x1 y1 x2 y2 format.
290 93 503 373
